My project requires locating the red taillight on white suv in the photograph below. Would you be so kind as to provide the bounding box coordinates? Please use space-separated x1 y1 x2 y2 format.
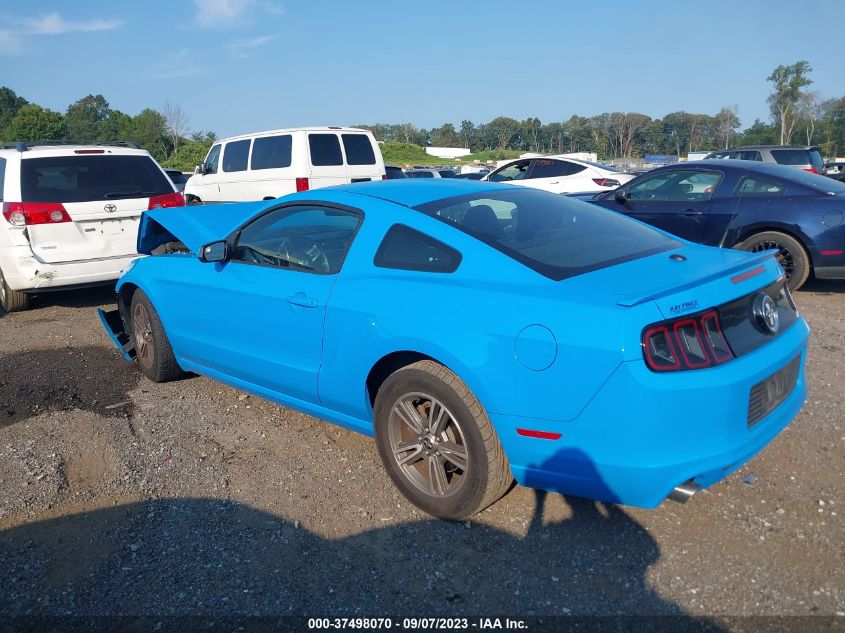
642 309 735 372
295 177 310 192
148 192 185 209
2 202 72 226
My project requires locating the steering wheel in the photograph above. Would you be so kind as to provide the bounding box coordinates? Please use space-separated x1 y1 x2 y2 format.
278 235 330 272
240 245 277 266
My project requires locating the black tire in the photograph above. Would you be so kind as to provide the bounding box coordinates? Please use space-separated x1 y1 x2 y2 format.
129 289 183 382
373 360 512 520
186 195 203 205
735 231 810 291
0 266 30 312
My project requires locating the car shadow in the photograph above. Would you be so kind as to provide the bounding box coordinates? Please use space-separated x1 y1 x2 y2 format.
0 449 725 630
0 345 140 428
798 278 845 295
28 284 117 310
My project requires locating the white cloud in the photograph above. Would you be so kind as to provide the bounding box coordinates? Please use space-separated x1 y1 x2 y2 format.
149 49 207 80
18 12 124 35
226 33 277 58
193 0 283 28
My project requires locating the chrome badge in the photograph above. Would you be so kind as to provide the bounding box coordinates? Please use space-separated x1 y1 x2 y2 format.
753 293 779 335
104 203 117 213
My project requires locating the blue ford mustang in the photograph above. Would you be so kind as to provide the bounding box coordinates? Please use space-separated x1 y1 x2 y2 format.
570 160 845 290
99 180 809 519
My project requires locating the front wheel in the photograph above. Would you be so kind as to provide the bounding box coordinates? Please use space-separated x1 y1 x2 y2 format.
735 231 810 291
0 266 30 312
374 360 512 520
130 289 183 382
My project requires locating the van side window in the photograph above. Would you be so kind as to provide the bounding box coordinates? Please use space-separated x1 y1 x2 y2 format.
342 134 376 165
374 224 461 273
223 140 250 172
251 135 292 170
309 134 343 166
205 144 221 174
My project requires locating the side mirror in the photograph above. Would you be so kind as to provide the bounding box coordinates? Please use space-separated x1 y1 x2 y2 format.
194 163 207 175
614 189 629 203
199 240 228 263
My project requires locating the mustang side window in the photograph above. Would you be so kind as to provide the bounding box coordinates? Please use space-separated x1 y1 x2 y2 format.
232 206 361 274
736 177 786 197
374 225 461 273
627 170 721 201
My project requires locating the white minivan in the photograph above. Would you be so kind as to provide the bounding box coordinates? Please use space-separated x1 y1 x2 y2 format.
0 142 183 312
184 127 386 203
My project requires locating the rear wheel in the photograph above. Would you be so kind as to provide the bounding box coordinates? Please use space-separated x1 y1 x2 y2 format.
735 231 810 291
373 360 512 520
130 289 183 382
0 266 30 312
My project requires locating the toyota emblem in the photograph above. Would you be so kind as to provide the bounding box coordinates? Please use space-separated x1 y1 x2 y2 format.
752 293 779 335
104 203 117 213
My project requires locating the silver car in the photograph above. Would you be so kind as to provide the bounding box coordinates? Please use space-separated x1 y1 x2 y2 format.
705 145 826 174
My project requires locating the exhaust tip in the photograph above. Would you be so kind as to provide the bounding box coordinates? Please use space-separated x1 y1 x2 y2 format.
668 481 701 503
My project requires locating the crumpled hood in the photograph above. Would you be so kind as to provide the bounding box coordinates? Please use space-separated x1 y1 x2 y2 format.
137 201 270 255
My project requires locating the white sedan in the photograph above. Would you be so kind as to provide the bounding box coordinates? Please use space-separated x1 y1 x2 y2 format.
483 156 635 194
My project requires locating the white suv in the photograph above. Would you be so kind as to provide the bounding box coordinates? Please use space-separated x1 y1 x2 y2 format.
184 127 385 203
0 142 184 312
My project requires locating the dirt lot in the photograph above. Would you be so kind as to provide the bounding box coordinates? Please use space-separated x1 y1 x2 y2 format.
0 281 843 626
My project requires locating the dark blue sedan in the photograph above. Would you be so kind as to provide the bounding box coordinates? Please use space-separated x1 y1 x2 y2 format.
572 160 845 290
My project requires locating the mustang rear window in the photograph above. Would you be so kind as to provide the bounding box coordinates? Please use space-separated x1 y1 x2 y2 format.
415 188 680 281
21 155 173 203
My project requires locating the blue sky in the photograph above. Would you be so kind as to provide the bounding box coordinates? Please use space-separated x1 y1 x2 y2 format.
0 0 840 138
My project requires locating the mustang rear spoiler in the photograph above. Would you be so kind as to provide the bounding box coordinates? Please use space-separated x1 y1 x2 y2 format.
616 250 778 307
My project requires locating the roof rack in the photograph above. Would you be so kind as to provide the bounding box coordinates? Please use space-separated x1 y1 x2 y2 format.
0 140 140 151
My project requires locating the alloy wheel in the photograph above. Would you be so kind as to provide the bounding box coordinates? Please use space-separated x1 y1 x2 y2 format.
387 392 469 498
133 302 154 370
748 239 795 278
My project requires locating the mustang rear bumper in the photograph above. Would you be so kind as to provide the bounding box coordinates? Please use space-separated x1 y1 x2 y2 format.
493 316 810 508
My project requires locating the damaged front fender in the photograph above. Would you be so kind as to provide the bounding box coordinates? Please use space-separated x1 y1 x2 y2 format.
97 306 134 361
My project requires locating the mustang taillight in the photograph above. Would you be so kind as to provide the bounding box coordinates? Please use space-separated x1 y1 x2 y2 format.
642 309 735 372
2 202 71 226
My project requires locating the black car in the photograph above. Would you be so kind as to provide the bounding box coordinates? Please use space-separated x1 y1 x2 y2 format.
384 165 408 179
163 168 188 194
570 160 845 290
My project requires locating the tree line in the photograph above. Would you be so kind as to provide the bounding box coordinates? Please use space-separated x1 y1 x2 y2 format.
1 60 843 170
355 62 844 160
0 89 214 171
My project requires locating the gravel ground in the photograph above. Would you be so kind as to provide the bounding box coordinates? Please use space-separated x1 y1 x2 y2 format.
0 281 843 627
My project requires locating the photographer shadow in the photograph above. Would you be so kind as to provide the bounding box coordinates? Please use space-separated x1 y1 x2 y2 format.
0 448 724 630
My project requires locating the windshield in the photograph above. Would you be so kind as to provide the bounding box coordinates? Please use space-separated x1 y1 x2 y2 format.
21 155 173 203
414 188 680 281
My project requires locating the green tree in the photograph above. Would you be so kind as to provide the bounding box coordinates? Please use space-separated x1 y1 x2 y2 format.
0 87 29 140
127 108 167 160
767 60 813 144
714 106 741 149
65 94 111 141
7 104 66 141
430 122 459 147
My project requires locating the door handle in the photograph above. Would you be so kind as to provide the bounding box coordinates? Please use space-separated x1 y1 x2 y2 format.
286 293 318 308
549 181 560 185
681 209 704 215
